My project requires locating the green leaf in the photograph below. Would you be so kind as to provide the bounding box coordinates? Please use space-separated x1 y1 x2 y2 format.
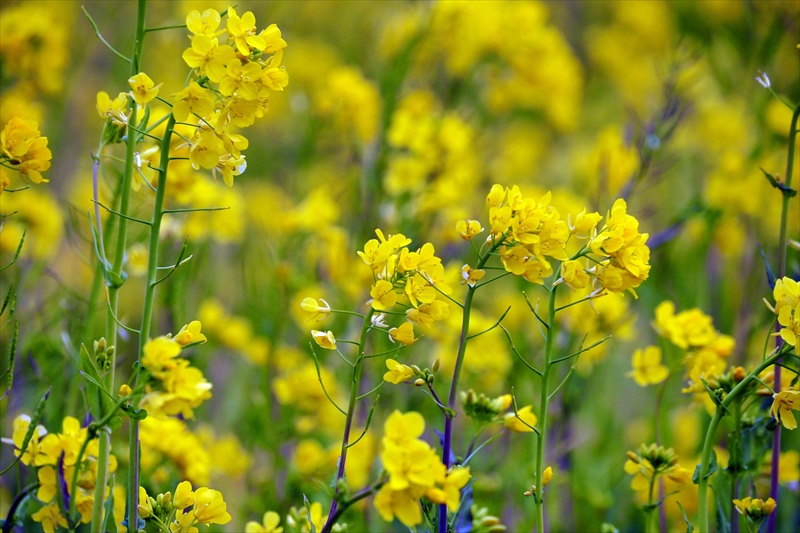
0 387 51 475
303 494 317 533
676 502 695 533
79 344 112 419
760 167 798 197
692 451 718 484
757 244 777 289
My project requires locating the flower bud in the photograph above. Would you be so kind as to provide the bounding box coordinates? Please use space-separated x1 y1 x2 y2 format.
119 384 132 397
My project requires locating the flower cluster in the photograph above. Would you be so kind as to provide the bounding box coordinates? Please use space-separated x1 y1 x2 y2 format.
198 298 271 364
180 6 288 186
140 323 212 419
732 497 776 527
139 481 231 532
459 389 538 433
3 415 118 531
624 443 691 491
374 411 471 527
477 184 650 296
653 301 735 411
0 116 52 187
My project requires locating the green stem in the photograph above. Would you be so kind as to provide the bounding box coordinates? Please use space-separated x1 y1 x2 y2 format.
129 113 175 532
91 2 148 530
646 476 657 533
535 285 558 533
322 307 376 533
697 348 787 532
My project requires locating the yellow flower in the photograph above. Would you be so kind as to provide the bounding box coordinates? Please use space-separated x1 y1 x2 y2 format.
569 209 602 236
175 321 207 346
486 184 505 209
245 511 283 533
96 91 129 125
186 9 222 37
141 336 182 378
31 502 68 533
626 346 669 387
182 36 236 83
503 405 538 432
36 466 57 503
383 410 425 444
311 330 337 350
426 466 471 511
370 280 397 310
732 497 776 519
777 302 799 346
770 388 799 430
119 384 132 397
1 116 40 158
260 50 288 91
128 72 162 106
460 264 485 287
226 6 266 55
219 60 263 100
456 219 484 240
374 485 424 527
542 466 553 486
389 322 417 346
172 82 215 121
138 486 153 518
300 297 331 322
384 359 415 384
10 414 49 466
192 487 231 525
174 480 196 510
557 260 590 290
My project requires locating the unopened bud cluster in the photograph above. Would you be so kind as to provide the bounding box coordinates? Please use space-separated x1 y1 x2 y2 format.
93 337 115 371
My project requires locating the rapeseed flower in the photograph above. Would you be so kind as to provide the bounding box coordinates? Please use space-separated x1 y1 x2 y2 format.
627 346 669 387
384 359 415 384
311 329 337 350
770 388 799 430
128 72 162 106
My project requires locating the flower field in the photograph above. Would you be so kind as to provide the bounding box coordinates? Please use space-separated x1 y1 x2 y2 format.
0 1 798 532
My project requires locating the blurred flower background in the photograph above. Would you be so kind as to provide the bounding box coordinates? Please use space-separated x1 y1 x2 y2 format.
1 1 798 532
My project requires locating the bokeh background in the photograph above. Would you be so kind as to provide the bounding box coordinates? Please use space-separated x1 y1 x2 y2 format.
1 1 799 531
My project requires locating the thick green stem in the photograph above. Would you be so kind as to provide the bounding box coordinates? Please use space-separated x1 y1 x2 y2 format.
128 113 175 532
535 285 558 533
697 349 787 532
90 2 148 531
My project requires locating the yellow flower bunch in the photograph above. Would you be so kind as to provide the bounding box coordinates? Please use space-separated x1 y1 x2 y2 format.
139 481 231 532
140 331 212 419
140 416 212 485
653 301 736 411
5 415 119 529
0 116 52 185
198 298 270 364
355 228 451 344
179 6 288 186
373 411 471 527
732 496 777 521
481 184 650 296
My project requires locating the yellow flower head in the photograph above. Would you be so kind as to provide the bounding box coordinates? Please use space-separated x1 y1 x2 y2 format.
503 405 538 433
770 388 799 430
128 72 162 106
389 322 417 346
732 497 777 520
311 330 337 350
96 91 129 125
174 480 196 510
141 336 182 377
175 321 207 346
172 82 215 122
626 346 669 387
383 410 425 444
186 9 222 37
226 6 266 55
300 297 331 322
192 487 231 525
456 219 484 240
384 359 415 385
370 280 398 311
460 264 485 287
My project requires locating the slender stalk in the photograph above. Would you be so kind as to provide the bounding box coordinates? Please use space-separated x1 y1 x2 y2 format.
437 237 505 533
534 285 558 533
322 307 376 533
646 476 657 533
766 103 799 533
90 2 148 530
129 113 175 532
730 401 742 533
697 349 787 532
